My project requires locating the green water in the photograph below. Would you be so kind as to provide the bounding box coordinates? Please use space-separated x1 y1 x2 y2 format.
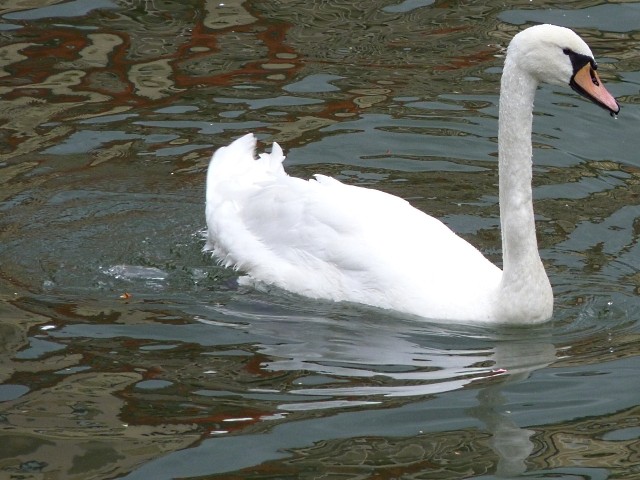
1 1 640 478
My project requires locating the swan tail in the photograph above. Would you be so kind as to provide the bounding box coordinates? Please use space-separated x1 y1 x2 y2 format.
206 134 286 201
204 133 287 264
258 141 285 173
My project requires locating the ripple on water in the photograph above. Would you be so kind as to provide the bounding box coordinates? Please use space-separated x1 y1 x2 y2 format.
1 1 639 478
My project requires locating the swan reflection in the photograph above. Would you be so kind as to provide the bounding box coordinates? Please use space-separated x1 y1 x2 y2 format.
200 305 556 476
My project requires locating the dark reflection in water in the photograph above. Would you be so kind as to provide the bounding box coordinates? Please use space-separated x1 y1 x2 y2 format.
1 1 640 479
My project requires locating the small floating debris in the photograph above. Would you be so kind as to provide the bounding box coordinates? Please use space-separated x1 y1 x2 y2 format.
103 265 168 281
260 412 288 421
280 400 381 412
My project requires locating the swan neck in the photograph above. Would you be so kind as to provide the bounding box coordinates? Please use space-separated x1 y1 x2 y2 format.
498 60 546 285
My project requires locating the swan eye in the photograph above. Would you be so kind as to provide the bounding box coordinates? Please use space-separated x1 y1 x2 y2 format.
590 67 600 86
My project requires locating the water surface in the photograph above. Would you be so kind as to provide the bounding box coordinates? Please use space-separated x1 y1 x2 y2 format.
1 1 640 479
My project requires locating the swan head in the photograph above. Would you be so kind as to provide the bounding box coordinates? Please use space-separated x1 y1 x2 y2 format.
508 24 620 114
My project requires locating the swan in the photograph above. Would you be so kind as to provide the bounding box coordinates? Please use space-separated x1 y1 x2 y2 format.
204 24 619 324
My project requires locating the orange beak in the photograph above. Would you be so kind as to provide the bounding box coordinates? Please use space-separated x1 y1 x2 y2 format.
570 63 620 115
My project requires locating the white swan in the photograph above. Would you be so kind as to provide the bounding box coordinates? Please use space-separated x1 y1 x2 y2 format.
204 24 619 324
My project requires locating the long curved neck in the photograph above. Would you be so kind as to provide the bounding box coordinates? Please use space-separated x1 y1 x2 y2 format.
496 57 552 320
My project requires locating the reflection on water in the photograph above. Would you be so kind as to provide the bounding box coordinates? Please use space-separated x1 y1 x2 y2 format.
1 0 640 479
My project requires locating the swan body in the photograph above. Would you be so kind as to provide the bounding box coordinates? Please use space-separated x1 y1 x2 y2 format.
205 24 619 324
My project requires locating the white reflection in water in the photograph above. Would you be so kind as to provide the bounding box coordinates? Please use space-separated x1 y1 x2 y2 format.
153 307 561 479
200 304 557 399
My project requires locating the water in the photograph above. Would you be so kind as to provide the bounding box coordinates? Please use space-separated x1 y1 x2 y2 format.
1 1 640 479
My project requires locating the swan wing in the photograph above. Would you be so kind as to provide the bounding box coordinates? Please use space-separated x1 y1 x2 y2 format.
205 134 500 319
